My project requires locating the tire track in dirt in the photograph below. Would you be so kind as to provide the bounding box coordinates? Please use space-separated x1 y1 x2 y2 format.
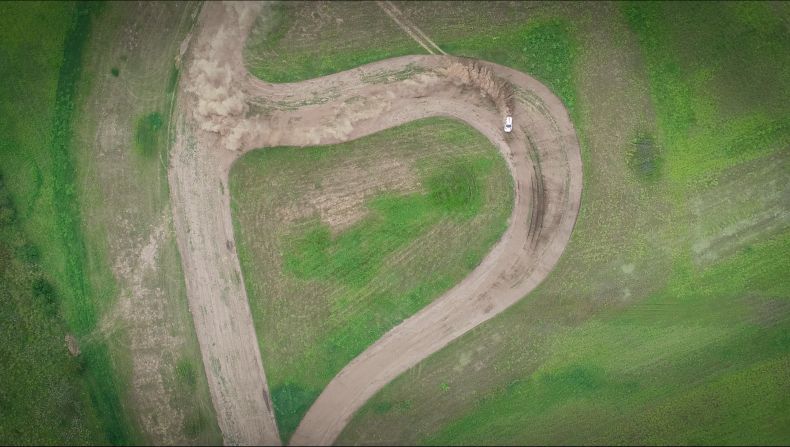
385 0 447 55
377 1 447 56
169 2 581 445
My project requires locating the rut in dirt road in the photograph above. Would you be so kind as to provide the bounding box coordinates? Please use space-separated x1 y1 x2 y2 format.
169 2 581 446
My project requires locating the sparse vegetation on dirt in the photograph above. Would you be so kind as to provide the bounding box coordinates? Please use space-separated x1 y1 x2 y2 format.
73 2 221 444
230 117 512 441
244 1 427 82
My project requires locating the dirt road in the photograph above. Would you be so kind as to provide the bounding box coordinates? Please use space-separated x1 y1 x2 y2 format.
169 2 581 445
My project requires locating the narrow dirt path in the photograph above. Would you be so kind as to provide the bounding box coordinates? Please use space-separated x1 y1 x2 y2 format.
169 2 581 445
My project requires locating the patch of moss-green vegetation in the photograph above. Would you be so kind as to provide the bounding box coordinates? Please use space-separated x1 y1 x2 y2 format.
110 67 119 77
230 118 512 442
175 357 197 389
622 1 790 186
270 383 321 441
182 410 209 439
0 2 134 444
134 111 164 158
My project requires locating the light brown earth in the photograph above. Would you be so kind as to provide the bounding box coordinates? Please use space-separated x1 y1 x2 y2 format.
169 2 581 445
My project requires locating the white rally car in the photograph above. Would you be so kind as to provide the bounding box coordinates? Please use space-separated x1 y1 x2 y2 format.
504 116 513 133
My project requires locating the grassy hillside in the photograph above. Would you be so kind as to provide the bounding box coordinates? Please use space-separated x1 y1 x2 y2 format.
230 118 512 442
0 2 131 444
338 2 790 445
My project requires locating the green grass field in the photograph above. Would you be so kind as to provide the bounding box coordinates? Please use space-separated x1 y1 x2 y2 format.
334 2 790 444
3 0 788 444
0 178 104 445
0 3 132 443
229 118 512 442
0 2 220 445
